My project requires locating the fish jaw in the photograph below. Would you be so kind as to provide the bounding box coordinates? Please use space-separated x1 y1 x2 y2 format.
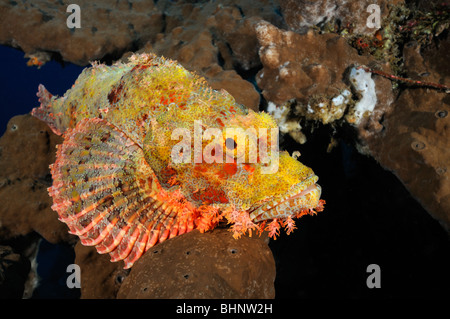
248 175 322 222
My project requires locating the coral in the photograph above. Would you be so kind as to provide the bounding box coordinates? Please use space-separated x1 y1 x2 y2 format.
279 0 404 35
266 101 307 143
76 229 275 299
389 3 449 49
117 228 275 299
335 2 449 81
0 0 164 65
0 0 287 111
345 67 377 125
361 88 450 230
358 37 450 230
0 114 75 244
25 51 51 69
252 6 450 231
74 243 127 298
254 20 394 143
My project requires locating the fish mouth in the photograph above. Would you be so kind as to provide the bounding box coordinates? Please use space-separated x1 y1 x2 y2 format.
248 175 322 222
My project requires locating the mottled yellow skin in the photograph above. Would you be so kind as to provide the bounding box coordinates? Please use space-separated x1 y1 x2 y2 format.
32 53 324 268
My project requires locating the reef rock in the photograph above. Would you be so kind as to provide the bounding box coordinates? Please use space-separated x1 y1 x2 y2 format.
279 0 404 35
0 245 31 298
0 114 75 244
253 17 449 230
74 243 128 299
254 20 394 143
0 0 286 111
0 0 164 66
359 39 450 230
117 228 275 299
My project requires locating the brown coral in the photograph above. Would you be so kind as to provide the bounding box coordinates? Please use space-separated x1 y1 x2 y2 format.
0 0 164 65
0 114 75 244
279 0 404 35
117 229 275 299
359 39 450 230
254 20 394 143
0 0 287 112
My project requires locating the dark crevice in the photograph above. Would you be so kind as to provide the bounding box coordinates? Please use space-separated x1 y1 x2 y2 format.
234 63 263 95
217 50 225 68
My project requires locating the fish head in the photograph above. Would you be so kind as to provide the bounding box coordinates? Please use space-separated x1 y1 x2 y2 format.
143 108 324 237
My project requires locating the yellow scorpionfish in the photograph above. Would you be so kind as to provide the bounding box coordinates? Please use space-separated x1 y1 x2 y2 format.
31 53 324 268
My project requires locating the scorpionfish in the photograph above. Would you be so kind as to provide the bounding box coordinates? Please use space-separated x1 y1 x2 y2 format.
31 53 324 268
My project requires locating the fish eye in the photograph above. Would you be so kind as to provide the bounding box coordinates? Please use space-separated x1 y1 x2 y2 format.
225 138 237 150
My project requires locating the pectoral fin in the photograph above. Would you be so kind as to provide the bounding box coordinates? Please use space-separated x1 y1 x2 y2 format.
49 118 190 268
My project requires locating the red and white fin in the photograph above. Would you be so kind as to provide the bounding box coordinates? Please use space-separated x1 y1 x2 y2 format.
49 118 194 268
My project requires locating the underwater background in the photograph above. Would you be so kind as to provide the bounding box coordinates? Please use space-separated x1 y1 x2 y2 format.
0 0 449 299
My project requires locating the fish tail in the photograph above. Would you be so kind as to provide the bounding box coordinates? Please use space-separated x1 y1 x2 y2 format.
31 84 63 135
